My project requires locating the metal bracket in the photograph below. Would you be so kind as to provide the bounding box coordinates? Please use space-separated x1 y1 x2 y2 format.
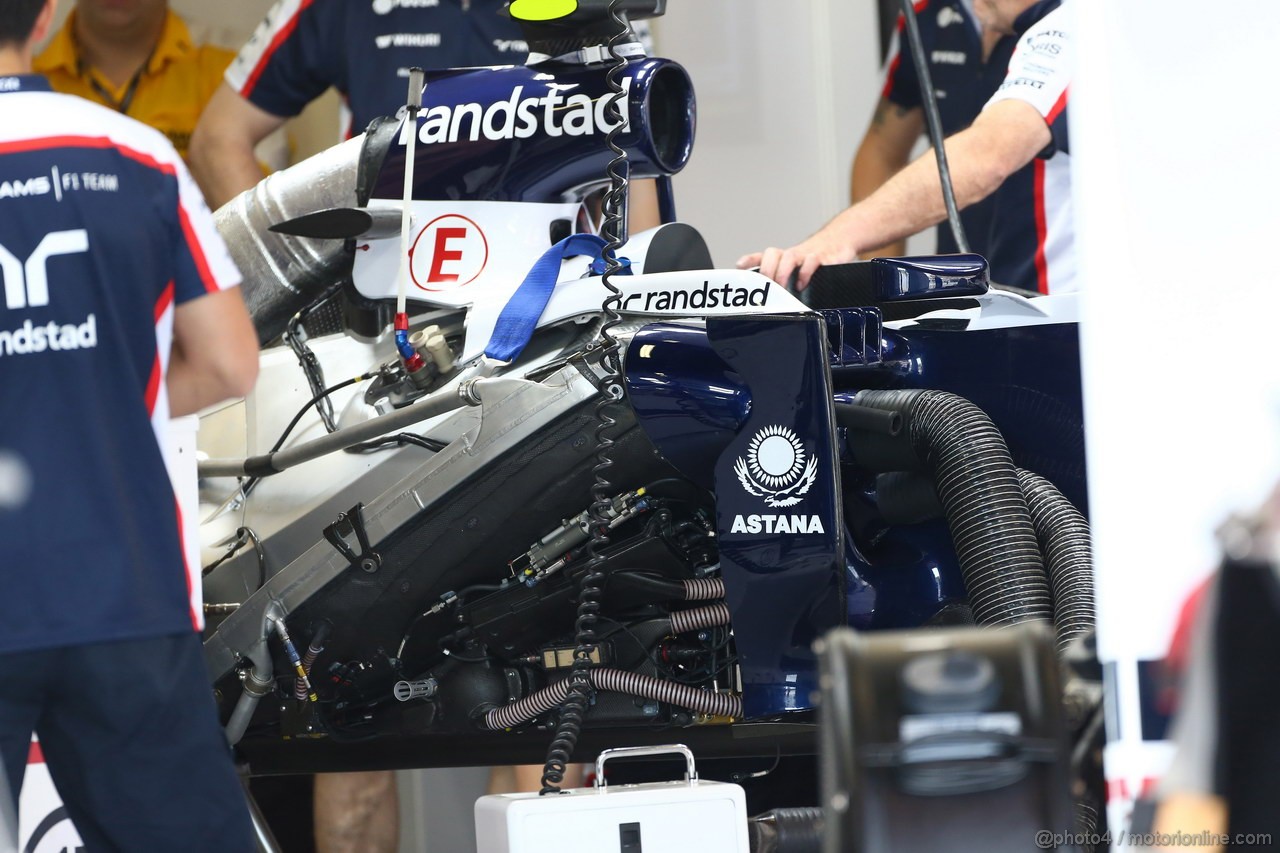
323 503 382 573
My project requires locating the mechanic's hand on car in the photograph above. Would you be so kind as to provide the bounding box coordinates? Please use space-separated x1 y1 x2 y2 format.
736 227 858 292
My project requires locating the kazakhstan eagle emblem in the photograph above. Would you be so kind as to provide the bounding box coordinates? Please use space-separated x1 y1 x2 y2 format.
733 425 818 508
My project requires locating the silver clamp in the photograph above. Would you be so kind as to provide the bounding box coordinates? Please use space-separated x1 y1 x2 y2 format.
527 41 648 67
594 744 698 790
458 378 487 406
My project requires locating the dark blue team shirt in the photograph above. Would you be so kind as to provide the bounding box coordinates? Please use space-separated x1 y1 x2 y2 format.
0 75 236 652
227 0 529 136
885 0 1066 290
883 0 1019 258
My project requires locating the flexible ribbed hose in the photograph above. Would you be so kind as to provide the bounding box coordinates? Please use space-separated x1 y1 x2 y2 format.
747 808 824 853
485 668 742 730
853 390 1052 626
682 577 726 600
670 602 731 635
1017 470 1095 655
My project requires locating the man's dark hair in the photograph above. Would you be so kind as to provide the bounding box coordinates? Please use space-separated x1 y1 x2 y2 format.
0 0 45 48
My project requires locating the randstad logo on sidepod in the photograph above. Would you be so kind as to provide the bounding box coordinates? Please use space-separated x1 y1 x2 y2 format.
404 79 632 145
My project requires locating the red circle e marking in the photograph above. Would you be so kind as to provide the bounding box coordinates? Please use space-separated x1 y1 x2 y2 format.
409 214 490 292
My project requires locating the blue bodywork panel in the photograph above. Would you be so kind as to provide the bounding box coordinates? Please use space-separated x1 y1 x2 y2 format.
625 287 1085 717
371 58 695 204
705 314 845 719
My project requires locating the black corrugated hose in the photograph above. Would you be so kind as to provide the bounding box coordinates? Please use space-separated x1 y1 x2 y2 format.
870 465 1097 656
747 808 824 853
845 390 1053 627
1016 470 1095 656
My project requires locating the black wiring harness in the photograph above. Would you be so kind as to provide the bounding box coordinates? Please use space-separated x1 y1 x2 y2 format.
538 3 635 795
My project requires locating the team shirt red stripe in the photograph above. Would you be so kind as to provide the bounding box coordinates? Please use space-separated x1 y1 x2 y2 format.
154 279 175 322
241 0 317 97
144 282 175 415
882 0 933 99
1033 158 1050 295
882 55 904 99
0 134 176 176
178 206 218 294
174 497 200 631
143 352 162 415
1046 88 1069 125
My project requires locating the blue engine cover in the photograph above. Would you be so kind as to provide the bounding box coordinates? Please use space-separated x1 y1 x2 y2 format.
371 58 695 204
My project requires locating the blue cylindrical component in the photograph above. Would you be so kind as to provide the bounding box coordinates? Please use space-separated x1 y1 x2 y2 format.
371 58 696 204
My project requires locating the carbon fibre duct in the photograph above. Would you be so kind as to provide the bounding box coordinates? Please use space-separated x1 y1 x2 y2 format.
848 390 1053 627
1016 470 1095 655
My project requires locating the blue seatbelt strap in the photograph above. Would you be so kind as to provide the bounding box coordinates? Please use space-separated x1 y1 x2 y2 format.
485 233 611 364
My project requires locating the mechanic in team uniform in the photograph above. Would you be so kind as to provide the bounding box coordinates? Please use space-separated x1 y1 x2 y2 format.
189 0 530 209
0 1 259 849
745 0 1072 295
856 0 1018 258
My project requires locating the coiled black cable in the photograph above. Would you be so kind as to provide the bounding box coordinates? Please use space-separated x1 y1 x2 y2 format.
539 0 633 796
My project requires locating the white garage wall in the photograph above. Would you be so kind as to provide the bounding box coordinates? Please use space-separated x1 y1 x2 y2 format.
46 2 919 266
653 0 908 266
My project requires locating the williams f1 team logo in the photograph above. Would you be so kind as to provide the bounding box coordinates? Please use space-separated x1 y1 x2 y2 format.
733 425 818 509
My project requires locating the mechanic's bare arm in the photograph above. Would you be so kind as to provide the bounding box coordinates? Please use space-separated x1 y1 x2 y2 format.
850 97 924 259
167 288 259 417
189 83 287 210
739 99 1052 290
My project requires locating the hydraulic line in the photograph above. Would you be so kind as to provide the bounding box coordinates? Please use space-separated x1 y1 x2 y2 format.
295 621 332 701
540 0 633 796
283 281 345 434
485 668 742 731
272 617 316 703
